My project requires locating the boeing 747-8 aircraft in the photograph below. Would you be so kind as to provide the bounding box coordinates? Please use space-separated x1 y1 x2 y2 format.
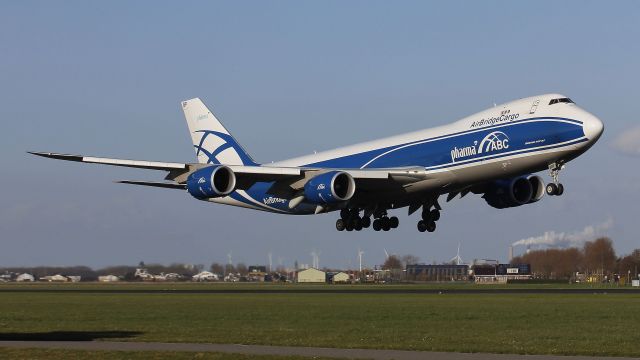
31 94 603 233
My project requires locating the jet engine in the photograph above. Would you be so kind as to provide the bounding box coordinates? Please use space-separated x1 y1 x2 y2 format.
304 171 356 204
186 165 236 199
483 175 544 209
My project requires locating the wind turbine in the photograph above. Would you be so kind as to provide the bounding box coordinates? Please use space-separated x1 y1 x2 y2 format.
268 252 273 272
358 249 365 272
450 243 463 265
310 249 320 269
224 251 233 276
383 248 390 260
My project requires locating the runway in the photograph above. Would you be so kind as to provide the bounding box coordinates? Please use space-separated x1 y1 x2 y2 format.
0 288 638 294
1 341 638 360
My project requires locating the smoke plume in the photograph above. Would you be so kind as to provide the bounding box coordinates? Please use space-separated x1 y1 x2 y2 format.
512 218 613 248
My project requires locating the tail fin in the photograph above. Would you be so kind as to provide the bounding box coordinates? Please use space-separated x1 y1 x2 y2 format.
181 98 258 166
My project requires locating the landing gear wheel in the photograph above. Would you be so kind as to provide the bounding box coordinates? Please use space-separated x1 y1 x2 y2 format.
354 218 363 231
381 217 391 231
556 183 564 196
361 217 371 228
389 216 399 229
372 219 381 231
417 220 427 232
430 209 440 222
546 183 558 196
336 219 345 231
346 223 354 231
426 220 436 232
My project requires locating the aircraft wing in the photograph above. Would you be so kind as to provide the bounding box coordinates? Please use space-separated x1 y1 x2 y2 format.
28 152 301 183
29 151 437 191
28 152 187 170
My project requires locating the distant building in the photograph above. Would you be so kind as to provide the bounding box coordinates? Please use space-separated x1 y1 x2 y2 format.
472 263 532 283
98 275 120 282
329 272 350 283
192 271 219 282
67 276 81 283
40 274 69 282
297 268 326 283
247 266 267 282
406 264 469 281
248 266 267 273
163 273 183 281
16 273 35 282
134 268 155 281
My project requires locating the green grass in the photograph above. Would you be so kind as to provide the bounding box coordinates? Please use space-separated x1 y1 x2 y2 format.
0 348 340 360
0 286 638 357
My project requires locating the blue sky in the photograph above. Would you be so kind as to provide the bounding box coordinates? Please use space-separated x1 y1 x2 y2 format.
1 1 639 268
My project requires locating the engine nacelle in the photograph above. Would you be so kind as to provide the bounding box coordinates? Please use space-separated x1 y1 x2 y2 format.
186 165 236 199
527 175 545 204
304 171 356 204
483 175 539 209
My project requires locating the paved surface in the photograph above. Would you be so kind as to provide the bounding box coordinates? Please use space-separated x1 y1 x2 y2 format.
1 288 638 294
0 341 637 359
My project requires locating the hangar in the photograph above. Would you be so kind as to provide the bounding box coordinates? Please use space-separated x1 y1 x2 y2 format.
297 268 325 283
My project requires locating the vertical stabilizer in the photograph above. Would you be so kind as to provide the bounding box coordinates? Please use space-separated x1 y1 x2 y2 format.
181 98 258 165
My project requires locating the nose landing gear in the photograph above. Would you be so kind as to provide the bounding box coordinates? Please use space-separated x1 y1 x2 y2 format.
546 162 565 196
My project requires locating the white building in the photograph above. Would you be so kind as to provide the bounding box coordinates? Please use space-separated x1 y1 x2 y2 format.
40 274 68 282
192 271 219 282
16 273 35 282
297 268 326 283
98 275 120 282
332 272 350 283
134 268 155 281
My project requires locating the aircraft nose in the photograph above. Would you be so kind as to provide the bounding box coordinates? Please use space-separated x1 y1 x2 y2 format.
583 113 604 141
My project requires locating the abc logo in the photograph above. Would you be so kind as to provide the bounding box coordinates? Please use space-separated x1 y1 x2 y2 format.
479 131 510 153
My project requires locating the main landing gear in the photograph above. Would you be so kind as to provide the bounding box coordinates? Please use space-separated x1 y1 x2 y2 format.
335 208 398 232
417 207 439 233
546 162 565 196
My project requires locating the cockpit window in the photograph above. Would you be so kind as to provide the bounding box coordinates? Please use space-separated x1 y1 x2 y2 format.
549 98 574 105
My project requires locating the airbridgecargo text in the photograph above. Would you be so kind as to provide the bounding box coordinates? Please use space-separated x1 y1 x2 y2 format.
471 113 519 128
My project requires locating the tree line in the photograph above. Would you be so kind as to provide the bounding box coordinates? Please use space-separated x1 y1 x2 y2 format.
511 237 640 280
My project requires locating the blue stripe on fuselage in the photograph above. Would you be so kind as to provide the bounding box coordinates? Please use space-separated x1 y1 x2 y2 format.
304 118 584 169
228 117 586 214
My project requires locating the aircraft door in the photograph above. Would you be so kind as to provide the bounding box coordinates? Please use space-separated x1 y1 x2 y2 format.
529 99 540 114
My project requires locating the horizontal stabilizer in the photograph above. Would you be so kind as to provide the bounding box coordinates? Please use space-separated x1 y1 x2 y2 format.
115 180 186 189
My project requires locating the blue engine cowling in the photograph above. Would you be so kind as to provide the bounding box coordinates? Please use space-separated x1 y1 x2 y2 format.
186 165 236 199
483 175 545 209
304 171 356 204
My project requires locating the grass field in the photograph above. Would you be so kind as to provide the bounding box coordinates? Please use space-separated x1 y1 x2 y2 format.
0 348 338 360
0 281 635 291
1 283 639 357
